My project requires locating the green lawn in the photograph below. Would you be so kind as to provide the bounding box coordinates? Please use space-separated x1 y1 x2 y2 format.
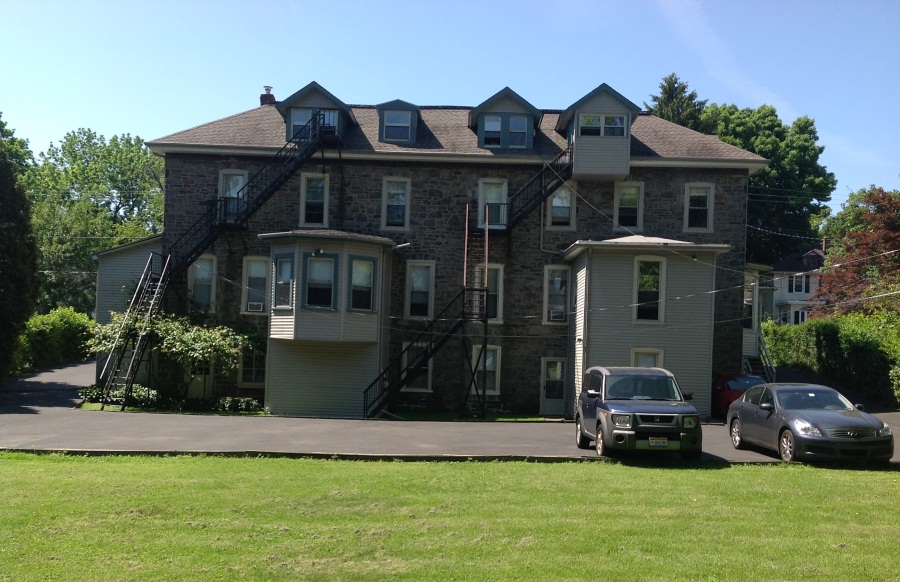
1 453 897 581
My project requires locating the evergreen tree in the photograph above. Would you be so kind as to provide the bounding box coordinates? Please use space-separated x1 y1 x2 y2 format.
644 73 708 132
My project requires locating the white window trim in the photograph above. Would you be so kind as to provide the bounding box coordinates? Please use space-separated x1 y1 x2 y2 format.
472 345 501 396
602 114 628 137
188 254 216 313
381 176 411 231
631 348 664 368
543 265 570 325
633 255 666 325
541 357 567 399
384 110 412 141
401 342 433 393
477 178 508 229
613 181 644 232
300 172 329 227
545 184 576 230
683 182 714 232
405 260 435 320
241 256 270 315
218 169 248 197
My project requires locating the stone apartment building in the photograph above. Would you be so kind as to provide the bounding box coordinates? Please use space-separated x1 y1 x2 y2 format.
95 81 767 419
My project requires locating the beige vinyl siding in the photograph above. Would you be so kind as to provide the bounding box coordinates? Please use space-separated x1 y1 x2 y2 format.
265 339 381 417
94 240 163 325
572 93 631 179
569 254 589 417
270 313 295 339
485 95 532 114
585 250 717 417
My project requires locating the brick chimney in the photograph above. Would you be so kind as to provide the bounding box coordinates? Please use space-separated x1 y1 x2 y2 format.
260 85 276 106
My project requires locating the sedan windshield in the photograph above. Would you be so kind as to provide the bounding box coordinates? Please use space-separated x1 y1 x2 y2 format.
605 375 681 401
777 388 853 411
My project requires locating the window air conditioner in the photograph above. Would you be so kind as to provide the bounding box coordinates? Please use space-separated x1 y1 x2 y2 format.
247 302 265 312
549 309 567 322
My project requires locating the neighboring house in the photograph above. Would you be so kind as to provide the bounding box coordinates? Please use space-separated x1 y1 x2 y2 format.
770 247 826 325
95 82 767 419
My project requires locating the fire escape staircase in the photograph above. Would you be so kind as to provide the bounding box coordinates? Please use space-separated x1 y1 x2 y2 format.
98 116 328 408
362 145 573 418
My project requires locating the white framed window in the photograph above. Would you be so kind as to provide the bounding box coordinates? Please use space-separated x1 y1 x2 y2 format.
579 114 603 136
273 253 294 309
318 109 338 134
239 344 266 387
603 115 627 137
546 185 575 229
794 307 811 325
349 257 376 312
631 349 664 368
543 266 570 324
382 177 410 230
788 274 811 294
473 345 501 396
301 173 328 226
484 115 502 147
401 342 433 392
542 358 566 401
219 170 247 220
384 110 411 141
614 182 644 231
478 178 507 229
634 256 666 324
303 254 338 310
242 256 269 314
188 255 216 313
509 116 528 148
406 261 435 319
684 183 714 232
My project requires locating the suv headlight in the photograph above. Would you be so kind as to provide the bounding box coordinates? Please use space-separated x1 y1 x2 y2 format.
683 416 698 429
611 414 632 428
790 418 822 437
878 424 892 437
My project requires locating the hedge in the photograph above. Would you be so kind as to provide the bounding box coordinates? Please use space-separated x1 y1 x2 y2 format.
13 308 94 373
762 313 900 407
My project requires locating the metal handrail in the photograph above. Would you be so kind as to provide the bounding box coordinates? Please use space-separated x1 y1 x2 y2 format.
506 145 573 229
757 326 776 382
363 287 485 417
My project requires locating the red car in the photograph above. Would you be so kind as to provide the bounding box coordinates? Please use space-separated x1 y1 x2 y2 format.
712 374 765 418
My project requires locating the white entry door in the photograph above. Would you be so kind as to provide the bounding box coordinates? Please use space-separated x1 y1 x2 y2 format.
540 358 566 416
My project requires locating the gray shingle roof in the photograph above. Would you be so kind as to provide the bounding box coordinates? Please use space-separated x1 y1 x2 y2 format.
147 102 766 166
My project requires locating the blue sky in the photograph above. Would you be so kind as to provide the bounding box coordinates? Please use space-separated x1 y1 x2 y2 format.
2 0 898 212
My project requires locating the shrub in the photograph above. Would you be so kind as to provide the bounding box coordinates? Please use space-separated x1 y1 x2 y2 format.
15 308 93 372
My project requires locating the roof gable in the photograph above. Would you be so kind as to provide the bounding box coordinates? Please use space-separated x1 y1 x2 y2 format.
556 83 641 132
468 87 542 129
276 81 357 125
376 99 420 113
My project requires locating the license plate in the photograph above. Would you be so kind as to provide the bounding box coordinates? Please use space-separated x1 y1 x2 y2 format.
648 437 668 448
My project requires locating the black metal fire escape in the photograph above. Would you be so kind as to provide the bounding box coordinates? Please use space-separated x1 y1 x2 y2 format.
98 116 328 409
362 145 574 418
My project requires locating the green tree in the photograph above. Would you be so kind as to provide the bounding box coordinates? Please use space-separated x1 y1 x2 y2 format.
815 186 875 244
24 129 164 313
644 73 709 132
813 186 900 316
701 104 836 264
0 117 39 377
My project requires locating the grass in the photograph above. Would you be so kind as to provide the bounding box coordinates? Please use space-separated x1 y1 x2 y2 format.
0 454 898 581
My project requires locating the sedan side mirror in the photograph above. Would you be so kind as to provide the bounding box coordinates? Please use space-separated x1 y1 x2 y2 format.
759 402 774 412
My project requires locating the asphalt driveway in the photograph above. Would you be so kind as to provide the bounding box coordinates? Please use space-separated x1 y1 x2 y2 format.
1 362 897 464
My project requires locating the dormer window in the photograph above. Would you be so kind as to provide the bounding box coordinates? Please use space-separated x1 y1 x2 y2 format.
291 108 311 139
509 116 527 148
383 111 411 141
579 114 628 137
484 115 502 147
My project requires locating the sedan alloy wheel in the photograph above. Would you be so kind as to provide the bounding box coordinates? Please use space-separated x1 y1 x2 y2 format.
779 429 797 462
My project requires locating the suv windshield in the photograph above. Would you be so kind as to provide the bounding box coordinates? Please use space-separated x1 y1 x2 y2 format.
605 375 682 401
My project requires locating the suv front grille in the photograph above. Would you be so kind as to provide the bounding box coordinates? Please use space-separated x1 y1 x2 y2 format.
637 414 678 426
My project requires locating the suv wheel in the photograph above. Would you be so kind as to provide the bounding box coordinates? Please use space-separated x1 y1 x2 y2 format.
575 416 590 449
595 424 607 457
